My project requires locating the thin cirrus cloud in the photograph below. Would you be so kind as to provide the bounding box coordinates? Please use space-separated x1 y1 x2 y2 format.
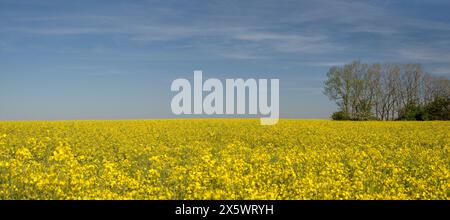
8 27 121 35
6 23 339 56
431 67 450 75
399 47 450 63
2 1 449 63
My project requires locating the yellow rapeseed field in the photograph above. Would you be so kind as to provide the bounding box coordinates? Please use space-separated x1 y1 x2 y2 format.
0 119 449 199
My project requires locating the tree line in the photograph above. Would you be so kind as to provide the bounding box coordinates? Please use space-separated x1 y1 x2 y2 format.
323 60 450 120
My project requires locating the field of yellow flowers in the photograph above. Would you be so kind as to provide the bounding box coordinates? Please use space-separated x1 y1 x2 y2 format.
0 119 449 199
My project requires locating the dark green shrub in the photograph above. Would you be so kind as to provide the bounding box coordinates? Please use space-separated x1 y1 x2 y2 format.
331 111 351 120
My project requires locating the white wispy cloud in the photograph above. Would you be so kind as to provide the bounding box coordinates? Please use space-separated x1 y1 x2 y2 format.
9 27 121 35
218 51 265 60
399 48 450 63
2 0 450 63
431 67 450 75
234 32 341 53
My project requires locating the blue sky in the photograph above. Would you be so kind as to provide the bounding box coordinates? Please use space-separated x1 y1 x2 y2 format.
1 0 450 120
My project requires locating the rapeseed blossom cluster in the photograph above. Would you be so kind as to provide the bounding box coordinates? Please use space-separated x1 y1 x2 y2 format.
0 120 448 199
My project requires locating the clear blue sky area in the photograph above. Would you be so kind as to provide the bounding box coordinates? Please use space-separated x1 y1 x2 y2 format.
1 0 450 120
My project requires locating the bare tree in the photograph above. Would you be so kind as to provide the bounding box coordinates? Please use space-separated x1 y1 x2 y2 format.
367 63 382 118
401 63 423 106
377 63 402 120
323 60 449 120
422 73 434 105
432 76 450 100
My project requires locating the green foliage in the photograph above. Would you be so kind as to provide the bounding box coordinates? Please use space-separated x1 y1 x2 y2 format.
353 100 375 121
398 102 428 121
397 98 450 121
331 111 351 120
425 97 450 120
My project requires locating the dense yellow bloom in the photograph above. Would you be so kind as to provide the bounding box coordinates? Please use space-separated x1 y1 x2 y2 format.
0 119 449 199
